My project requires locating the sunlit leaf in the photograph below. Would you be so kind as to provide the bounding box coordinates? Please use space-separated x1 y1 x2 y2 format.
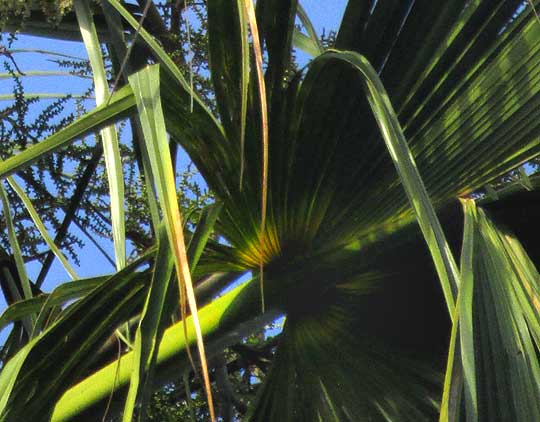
74 0 126 270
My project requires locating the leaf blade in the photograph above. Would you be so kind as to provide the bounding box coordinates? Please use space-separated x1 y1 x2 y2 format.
0 85 135 180
309 49 461 313
128 64 216 421
74 0 126 270
7 177 78 281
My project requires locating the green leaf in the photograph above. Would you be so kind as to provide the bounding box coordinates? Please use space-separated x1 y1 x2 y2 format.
456 199 478 422
0 254 152 421
292 31 323 57
8 48 87 60
442 199 540 421
440 198 478 422
0 84 135 180
0 339 37 414
473 208 540 420
254 0 298 106
104 0 221 130
292 2 323 57
187 203 223 272
439 300 462 422
51 278 272 422
287 2 540 259
308 49 461 314
105 0 231 227
0 276 106 333
128 64 216 419
99 0 163 236
122 208 226 420
247 278 442 422
519 166 533 190
0 71 91 80
7 177 78 281
123 224 174 422
0 184 35 332
74 0 126 270
243 0 269 312
207 0 249 186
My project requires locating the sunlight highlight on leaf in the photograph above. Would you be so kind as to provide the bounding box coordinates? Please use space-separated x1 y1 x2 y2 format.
309 50 461 315
128 65 216 421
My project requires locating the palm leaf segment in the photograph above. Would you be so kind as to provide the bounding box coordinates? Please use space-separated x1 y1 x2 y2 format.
197 1 540 419
2 0 540 421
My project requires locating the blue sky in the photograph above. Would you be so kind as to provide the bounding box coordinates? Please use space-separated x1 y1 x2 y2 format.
0 1 348 312
305 1 348 34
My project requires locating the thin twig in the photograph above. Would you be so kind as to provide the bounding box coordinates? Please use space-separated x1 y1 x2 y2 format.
73 218 117 267
0 46 26 75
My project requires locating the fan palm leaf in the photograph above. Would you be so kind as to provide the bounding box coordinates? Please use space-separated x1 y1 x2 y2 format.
2 1 540 421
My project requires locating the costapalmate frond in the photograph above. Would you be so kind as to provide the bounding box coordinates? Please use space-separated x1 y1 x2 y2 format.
2 1 540 422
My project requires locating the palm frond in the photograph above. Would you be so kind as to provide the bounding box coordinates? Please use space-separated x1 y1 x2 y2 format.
441 198 540 421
